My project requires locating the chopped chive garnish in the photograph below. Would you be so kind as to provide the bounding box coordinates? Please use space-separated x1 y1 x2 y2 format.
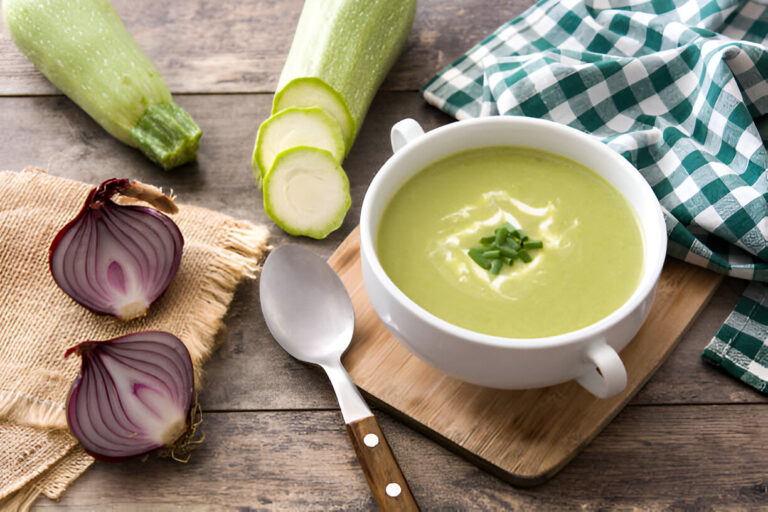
523 240 543 250
504 239 521 251
499 246 517 258
510 229 527 242
467 223 544 274
468 248 492 270
494 227 508 246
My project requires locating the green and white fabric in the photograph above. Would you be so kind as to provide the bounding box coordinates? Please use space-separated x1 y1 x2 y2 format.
703 281 768 392
422 0 768 393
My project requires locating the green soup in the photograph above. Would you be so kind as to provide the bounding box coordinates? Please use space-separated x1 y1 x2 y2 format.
377 146 644 338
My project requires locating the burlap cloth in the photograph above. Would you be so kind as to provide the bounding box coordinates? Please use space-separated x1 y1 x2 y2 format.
0 168 269 510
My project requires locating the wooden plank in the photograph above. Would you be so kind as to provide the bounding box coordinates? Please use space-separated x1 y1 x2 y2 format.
331 228 724 485
1 93 764 412
33 406 768 510
0 0 531 96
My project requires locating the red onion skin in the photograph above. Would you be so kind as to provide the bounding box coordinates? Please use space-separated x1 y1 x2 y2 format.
49 179 183 320
65 331 195 462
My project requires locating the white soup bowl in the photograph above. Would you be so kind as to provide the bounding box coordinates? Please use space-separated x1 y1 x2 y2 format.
359 117 667 398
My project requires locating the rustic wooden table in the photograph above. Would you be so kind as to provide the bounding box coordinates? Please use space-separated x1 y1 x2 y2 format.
2 0 767 509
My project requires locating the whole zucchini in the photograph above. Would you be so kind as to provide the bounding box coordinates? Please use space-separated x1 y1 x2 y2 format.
3 0 201 170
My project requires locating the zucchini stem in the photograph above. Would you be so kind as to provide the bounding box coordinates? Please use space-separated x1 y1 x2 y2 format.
131 102 202 170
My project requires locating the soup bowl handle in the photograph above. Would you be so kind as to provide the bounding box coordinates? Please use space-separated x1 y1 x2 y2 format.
391 118 425 153
577 341 627 398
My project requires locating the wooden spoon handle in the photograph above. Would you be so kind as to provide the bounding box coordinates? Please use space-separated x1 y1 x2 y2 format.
346 415 419 511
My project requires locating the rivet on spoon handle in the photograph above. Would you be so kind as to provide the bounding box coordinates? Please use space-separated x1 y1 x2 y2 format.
346 415 418 511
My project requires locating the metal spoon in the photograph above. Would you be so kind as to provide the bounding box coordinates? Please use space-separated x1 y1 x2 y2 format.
259 244 418 511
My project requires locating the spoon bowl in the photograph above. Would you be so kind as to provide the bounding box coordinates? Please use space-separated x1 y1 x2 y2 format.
260 244 354 365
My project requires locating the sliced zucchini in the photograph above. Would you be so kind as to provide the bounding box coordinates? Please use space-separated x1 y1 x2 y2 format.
263 147 351 239
273 0 416 153
253 107 345 183
272 78 355 152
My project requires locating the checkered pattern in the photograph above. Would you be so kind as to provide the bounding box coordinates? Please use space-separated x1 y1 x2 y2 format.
422 0 768 393
703 282 768 392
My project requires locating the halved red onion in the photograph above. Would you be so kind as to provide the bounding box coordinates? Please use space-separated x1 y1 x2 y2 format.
50 178 184 321
65 331 195 462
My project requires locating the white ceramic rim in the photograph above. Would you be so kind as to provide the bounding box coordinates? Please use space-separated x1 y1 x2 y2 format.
360 116 668 351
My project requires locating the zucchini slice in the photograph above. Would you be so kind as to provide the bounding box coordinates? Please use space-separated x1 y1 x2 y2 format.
263 147 351 239
253 107 345 183
272 79 355 153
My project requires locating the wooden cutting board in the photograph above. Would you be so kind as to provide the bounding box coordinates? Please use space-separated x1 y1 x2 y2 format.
330 227 723 486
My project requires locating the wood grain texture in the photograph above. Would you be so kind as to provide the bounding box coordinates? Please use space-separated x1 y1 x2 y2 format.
2 0 767 498
329 228 724 485
0 0 530 96
34 407 768 511
346 415 418 511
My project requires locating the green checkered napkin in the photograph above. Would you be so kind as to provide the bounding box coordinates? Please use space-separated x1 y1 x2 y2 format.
421 0 768 393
